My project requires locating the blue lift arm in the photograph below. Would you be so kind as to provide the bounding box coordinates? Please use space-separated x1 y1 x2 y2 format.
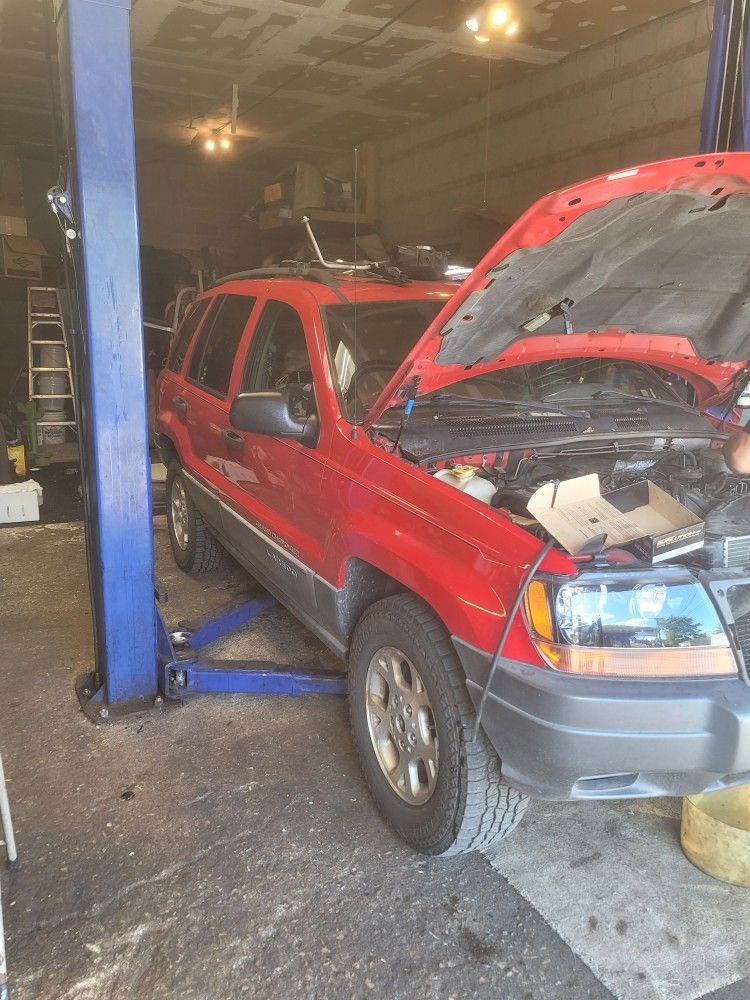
157 596 347 700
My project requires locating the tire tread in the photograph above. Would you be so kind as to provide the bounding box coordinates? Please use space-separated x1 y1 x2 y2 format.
190 506 225 574
166 462 226 575
350 593 528 857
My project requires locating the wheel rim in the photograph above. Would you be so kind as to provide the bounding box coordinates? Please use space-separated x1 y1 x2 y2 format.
170 477 189 550
365 646 438 805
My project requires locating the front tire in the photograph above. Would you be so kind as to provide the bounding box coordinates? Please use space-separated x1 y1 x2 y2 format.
166 461 226 575
348 594 528 856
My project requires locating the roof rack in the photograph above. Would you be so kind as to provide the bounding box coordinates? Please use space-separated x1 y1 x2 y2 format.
210 264 350 303
212 259 413 295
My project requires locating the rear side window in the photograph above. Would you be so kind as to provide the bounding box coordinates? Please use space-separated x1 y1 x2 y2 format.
166 298 211 372
187 294 256 398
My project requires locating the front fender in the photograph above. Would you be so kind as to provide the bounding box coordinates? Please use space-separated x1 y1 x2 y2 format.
324 478 519 652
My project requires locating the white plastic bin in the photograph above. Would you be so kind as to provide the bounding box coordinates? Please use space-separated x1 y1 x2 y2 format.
0 480 43 523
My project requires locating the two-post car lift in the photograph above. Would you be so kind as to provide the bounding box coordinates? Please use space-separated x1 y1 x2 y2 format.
54 0 749 720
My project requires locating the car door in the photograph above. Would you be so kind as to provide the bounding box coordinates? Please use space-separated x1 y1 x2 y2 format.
178 292 259 525
216 294 330 618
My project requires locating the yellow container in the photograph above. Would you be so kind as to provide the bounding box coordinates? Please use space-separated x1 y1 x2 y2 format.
681 785 750 887
7 444 25 477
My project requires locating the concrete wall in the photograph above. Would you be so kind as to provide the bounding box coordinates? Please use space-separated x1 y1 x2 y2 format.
136 155 257 263
376 3 710 253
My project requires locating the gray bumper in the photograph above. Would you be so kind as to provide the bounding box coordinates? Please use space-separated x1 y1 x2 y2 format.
454 637 750 801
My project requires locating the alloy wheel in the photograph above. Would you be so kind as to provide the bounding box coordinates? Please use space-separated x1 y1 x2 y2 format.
170 477 189 550
365 646 438 804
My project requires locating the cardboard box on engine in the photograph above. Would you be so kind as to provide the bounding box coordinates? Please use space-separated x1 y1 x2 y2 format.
527 474 705 564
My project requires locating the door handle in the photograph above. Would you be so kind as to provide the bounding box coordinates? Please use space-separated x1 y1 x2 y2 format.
222 429 244 449
173 396 188 416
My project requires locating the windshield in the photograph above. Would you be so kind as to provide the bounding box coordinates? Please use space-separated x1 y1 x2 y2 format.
420 358 695 409
322 300 445 420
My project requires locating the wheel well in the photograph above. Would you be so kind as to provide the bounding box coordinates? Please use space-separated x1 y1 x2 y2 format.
321 558 460 653
335 557 457 647
156 433 179 468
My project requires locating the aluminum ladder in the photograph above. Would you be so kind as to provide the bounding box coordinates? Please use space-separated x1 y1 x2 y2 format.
27 286 77 438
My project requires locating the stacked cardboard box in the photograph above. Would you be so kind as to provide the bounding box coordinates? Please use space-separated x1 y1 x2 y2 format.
0 202 46 279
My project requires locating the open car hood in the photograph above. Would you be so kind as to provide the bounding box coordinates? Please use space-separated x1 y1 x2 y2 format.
366 154 750 425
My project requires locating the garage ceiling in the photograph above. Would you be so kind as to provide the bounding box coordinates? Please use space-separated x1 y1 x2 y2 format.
0 0 697 171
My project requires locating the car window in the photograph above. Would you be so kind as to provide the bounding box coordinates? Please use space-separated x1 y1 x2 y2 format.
166 297 211 373
321 300 445 420
187 294 256 398
242 300 316 419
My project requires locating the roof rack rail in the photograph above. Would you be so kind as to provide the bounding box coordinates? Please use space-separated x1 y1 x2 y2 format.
210 264 350 303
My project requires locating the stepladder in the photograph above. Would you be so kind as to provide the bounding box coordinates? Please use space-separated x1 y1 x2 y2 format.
27 287 77 446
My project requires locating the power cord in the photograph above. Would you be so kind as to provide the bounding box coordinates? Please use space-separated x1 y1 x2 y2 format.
471 538 556 742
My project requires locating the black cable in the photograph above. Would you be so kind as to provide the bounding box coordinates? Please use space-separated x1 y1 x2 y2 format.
471 537 556 742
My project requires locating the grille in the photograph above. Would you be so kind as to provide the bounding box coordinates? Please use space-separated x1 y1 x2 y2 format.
447 417 578 438
724 536 750 569
615 416 650 430
735 612 750 670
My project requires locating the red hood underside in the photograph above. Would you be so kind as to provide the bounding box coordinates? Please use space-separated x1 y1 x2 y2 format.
366 154 750 425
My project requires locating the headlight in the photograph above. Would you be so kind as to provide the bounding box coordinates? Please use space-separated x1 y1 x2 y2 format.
524 569 736 678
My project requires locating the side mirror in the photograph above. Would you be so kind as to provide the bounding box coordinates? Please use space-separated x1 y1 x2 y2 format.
229 391 319 448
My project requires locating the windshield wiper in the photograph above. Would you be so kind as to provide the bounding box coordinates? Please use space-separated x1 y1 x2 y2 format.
423 394 587 420
572 388 697 413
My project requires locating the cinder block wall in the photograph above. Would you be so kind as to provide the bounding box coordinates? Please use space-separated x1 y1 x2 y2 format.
376 3 710 251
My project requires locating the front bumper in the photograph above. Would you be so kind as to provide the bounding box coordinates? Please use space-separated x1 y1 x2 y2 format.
454 637 750 801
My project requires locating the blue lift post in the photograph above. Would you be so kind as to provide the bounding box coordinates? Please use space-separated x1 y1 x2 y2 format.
701 0 750 152
53 0 346 713
55 0 158 717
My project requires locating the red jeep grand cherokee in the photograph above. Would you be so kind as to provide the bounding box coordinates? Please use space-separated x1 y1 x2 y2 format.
157 155 750 856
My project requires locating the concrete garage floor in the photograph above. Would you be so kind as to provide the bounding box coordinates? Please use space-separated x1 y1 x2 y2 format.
1 521 748 1000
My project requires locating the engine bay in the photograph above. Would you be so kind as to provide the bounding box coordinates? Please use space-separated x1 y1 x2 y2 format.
429 440 750 570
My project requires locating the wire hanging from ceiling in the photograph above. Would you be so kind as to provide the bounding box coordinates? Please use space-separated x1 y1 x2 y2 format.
483 45 492 207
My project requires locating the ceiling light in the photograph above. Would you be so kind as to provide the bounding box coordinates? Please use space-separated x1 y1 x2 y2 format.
465 3 522 42
204 137 216 152
220 137 231 150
